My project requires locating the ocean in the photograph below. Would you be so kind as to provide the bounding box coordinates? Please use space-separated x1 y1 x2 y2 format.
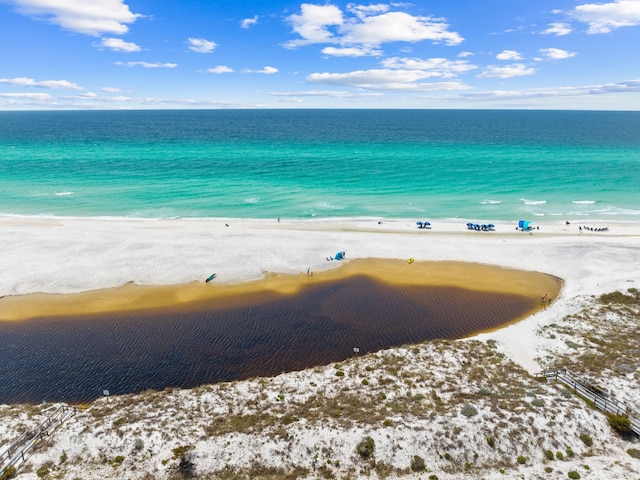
1 109 639 221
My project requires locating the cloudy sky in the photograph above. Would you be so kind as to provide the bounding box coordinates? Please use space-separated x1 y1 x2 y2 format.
1 0 640 110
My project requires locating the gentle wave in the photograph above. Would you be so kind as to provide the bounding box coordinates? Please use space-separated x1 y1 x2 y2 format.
55 191 74 196
521 199 547 205
571 200 596 205
480 200 502 205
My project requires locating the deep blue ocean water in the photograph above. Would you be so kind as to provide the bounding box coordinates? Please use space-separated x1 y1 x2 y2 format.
1 109 639 221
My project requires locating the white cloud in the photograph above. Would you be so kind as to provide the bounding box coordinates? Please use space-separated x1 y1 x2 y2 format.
541 22 573 36
445 78 640 102
0 92 53 100
269 90 383 98
61 92 98 100
285 4 462 48
0 77 83 89
341 11 463 46
496 50 522 61
458 51 474 58
258 66 278 74
241 15 258 29
101 86 123 93
321 46 382 57
381 57 476 76
477 63 536 78
9 0 141 36
346 3 389 20
571 0 640 33
306 68 470 91
285 4 344 47
115 61 177 68
539 47 576 60
206 66 233 74
188 38 217 53
99 37 140 52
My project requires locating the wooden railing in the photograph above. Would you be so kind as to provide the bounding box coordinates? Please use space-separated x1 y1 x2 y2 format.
1 404 76 476
537 368 639 436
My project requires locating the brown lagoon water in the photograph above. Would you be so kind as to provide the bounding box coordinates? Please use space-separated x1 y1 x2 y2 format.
0 275 538 404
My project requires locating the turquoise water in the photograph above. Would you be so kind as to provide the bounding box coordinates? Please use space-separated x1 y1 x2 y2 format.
1 109 639 221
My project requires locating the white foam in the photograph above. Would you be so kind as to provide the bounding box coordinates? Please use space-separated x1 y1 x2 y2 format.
522 199 547 205
571 200 596 205
54 191 74 196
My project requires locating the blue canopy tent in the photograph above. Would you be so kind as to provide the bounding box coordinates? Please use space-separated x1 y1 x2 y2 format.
518 220 532 230
334 251 345 261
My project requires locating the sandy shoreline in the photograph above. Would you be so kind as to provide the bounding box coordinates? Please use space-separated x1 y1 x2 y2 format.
2 214 639 371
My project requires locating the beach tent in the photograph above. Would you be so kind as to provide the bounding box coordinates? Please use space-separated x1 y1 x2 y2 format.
518 220 532 230
334 251 344 261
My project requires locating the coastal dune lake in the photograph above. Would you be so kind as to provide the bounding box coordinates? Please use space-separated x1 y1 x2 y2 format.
0 271 550 404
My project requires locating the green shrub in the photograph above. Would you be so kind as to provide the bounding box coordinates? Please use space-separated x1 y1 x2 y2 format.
36 467 50 478
172 445 194 459
568 471 581 479
59 451 68 464
544 450 554 460
112 417 127 427
599 291 637 305
361 379 369 385
113 455 124 464
532 398 545 407
486 436 495 448
607 413 632 434
545 467 553 473
282 413 299 425
335 370 345 377
556 451 564 460
410 455 426 472
517 455 526 465
428 475 439 480
627 448 640 459
565 446 574 457
579 433 593 447
382 419 392 427
444 452 452 461
461 404 478 417
356 436 375 459
0 466 17 480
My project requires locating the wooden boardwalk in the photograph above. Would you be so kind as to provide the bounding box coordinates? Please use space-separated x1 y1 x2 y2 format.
1 404 76 476
537 368 640 436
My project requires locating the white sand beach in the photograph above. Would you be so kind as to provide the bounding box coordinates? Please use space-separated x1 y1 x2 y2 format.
1 215 639 479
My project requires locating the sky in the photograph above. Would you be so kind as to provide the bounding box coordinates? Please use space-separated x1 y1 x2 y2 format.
1 0 640 110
